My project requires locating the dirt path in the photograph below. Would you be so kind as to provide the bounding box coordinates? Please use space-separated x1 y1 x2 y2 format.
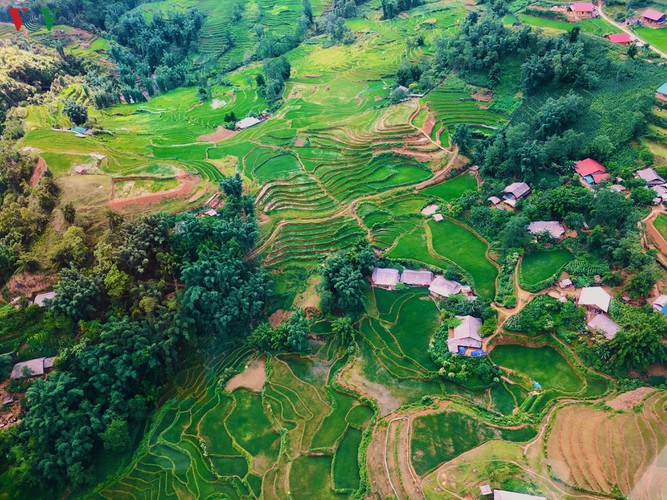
598 2 667 59
642 206 667 253
414 146 462 190
29 157 48 186
109 174 199 209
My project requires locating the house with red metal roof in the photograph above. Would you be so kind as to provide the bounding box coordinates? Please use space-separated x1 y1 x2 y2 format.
642 8 665 25
606 33 633 45
570 2 595 17
575 158 610 185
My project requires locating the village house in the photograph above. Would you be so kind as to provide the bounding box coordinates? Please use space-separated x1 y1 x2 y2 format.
609 184 627 193
587 314 621 340
635 167 665 187
652 183 667 204
371 267 400 289
652 294 667 314
400 269 433 287
559 278 573 288
433 214 444 222
480 485 492 496
569 2 595 17
578 286 611 313
605 33 633 45
641 8 666 26
235 116 262 130
502 182 531 208
487 196 502 207
575 158 610 185
420 204 439 216
10 356 56 379
429 275 463 299
447 315 483 354
656 83 667 103
528 221 566 240
32 291 56 307
493 490 547 500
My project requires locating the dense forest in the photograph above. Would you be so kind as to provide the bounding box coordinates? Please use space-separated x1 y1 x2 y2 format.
0 166 272 488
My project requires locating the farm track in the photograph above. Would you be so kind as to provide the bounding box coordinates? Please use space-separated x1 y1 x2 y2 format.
598 1 667 58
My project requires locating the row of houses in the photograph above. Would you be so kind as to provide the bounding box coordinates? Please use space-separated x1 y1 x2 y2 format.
371 267 473 299
568 3 666 25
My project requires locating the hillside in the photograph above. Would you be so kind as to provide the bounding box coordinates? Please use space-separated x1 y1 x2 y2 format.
0 0 665 498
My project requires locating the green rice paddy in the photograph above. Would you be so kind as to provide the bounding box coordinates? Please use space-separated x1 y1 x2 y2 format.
634 26 667 54
428 219 498 299
518 14 621 35
12 0 638 494
420 172 478 201
489 345 585 393
519 249 573 290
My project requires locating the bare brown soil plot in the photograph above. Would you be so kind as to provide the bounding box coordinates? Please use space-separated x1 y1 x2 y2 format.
197 126 238 143
547 392 667 498
225 356 267 392
109 174 198 209
606 387 655 411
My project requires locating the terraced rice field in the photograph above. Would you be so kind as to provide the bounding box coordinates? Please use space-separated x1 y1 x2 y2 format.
361 289 440 378
423 78 508 144
546 391 667 498
98 337 374 499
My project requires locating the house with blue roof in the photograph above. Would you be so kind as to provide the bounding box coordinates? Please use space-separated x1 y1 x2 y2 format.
656 83 667 103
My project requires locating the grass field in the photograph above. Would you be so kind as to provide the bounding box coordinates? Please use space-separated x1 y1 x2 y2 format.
518 14 622 35
519 249 573 290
